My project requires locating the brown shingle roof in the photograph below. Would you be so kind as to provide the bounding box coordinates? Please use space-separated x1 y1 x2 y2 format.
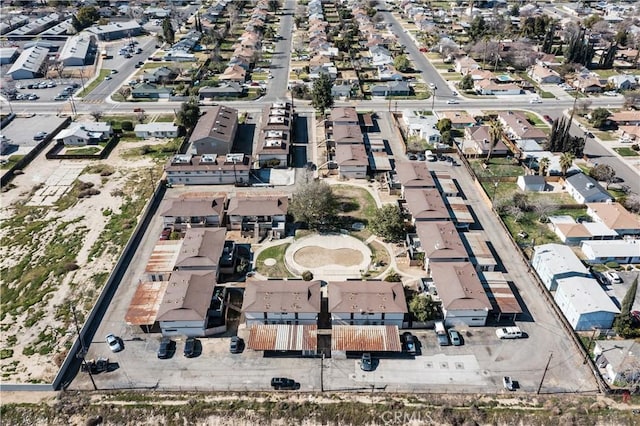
227 195 288 216
415 221 467 260
430 262 491 311
156 271 216 321
404 188 450 221
189 105 238 149
159 195 226 218
175 228 227 269
242 280 321 313
330 107 358 123
395 162 436 188
335 143 368 166
332 124 363 144
328 281 408 314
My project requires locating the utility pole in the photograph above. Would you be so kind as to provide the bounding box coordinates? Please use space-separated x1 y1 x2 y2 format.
71 305 97 390
536 352 553 394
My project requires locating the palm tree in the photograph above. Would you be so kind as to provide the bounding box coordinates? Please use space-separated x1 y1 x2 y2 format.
559 152 575 177
486 119 503 163
539 157 550 176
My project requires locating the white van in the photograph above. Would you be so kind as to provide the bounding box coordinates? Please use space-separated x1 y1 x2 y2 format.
495 326 523 339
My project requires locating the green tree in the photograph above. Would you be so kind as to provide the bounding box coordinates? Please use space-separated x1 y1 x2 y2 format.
459 74 474 90
409 295 439 322
289 180 337 230
162 17 175 45
393 54 411 72
301 271 314 281
468 16 487 41
436 118 452 133
539 157 550 177
559 152 575 176
75 6 99 30
311 73 333 113
590 108 611 129
369 204 404 242
614 276 638 338
176 99 200 129
384 270 401 282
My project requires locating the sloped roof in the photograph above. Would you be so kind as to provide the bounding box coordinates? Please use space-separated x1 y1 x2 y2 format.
242 280 321 313
328 281 408 314
430 262 492 311
156 271 216 321
174 228 227 269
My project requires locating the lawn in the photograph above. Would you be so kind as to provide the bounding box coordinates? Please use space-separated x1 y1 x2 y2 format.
332 184 379 224
78 69 111 97
614 147 639 157
594 131 615 141
255 243 293 278
65 147 101 155
524 112 546 127
470 158 524 178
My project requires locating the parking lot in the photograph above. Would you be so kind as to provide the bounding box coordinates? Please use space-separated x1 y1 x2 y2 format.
0 115 67 159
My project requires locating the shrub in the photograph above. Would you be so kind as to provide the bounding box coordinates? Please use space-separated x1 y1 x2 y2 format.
605 261 620 269
302 270 314 281
384 270 401 282
632 144 639 151
121 121 134 131
63 262 79 272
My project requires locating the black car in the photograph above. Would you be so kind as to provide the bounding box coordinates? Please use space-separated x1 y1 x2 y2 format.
183 337 196 357
402 332 417 354
230 336 243 354
271 377 297 390
360 353 374 371
157 337 174 359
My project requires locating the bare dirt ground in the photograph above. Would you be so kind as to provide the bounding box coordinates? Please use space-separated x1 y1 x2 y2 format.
0 124 168 384
293 247 363 267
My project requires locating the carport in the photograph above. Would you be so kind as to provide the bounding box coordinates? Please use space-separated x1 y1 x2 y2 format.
331 325 402 356
124 280 168 333
482 271 523 323
248 324 318 356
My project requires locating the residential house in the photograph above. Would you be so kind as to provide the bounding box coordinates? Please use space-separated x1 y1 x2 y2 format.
328 281 407 327
463 125 509 156
131 83 172 99
159 193 226 228
430 262 492 326
498 111 547 142
134 122 179 138
402 110 441 143
580 240 640 265
226 195 288 239
573 75 604 93
255 102 293 167
335 143 368 179
609 111 640 126
143 66 177 84
370 45 394 66
394 161 437 196
436 111 477 129
189 105 238 156
403 188 450 223
565 173 613 204
332 124 364 145
412 221 468 272
531 243 591 291
155 271 218 336
548 215 617 246
377 64 404 81
528 64 563 84
517 175 546 192
608 74 637 91
331 83 354 99
164 50 195 62
54 122 112 146
219 64 247 82
174 228 228 273
370 81 411 97
594 340 640 385
309 63 338 80
7 46 48 79
618 126 640 143
242 280 321 325
199 82 245 99
554 276 620 330
455 56 480 74
331 107 358 126
475 79 522 95
85 20 141 40
586 202 640 236
165 153 250 186
228 55 252 71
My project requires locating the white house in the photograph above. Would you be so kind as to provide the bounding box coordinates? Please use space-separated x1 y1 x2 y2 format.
156 271 218 336
430 262 491 327
165 154 250 186
554 276 620 330
580 240 640 264
531 243 591 291
528 64 563 84
242 280 321 325
54 122 112 146
517 175 546 192
134 122 179 138
328 281 407 327
402 110 441 143
565 173 613 204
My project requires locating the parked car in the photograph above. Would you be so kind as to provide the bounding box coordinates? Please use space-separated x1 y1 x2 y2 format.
33 131 48 141
435 321 450 346
448 329 462 346
183 337 197 357
496 326 523 339
503 376 515 391
229 336 244 354
105 333 122 352
605 271 622 284
517 231 528 239
543 115 553 124
402 332 417 354
110 69 118 74
271 377 297 390
360 352 374 371
157 337 174 359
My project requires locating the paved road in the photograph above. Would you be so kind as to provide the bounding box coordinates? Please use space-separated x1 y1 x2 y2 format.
263 0 295 102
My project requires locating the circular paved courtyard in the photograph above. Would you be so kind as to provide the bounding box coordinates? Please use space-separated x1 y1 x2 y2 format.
285 234 372 280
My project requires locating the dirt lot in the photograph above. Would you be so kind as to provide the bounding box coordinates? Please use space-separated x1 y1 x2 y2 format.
293 247 363 267
0 121 168 384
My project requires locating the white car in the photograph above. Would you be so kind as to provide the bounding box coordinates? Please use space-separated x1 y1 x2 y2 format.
106 333 123 352
446 99 459 104
605 271 622 284
529 98 542 104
